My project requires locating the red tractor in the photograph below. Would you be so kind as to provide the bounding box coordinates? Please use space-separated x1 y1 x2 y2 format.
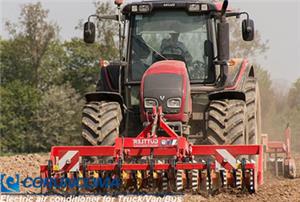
82 0 260 154
40 0 264 194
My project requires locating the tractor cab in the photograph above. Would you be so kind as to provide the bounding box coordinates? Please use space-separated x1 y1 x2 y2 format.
127 6 211 82
121 1 253 84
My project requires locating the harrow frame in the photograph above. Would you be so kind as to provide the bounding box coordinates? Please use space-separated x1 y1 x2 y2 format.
40 107 263 193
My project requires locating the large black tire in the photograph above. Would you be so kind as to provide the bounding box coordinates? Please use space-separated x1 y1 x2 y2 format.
245 78 261 145
82 101 122 146
206 99 247 145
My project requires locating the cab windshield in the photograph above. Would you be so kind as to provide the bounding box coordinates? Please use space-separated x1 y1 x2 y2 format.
130 10 209 81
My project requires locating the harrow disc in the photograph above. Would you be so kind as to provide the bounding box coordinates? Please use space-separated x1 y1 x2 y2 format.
136 170 143 190
240 168 256 194
121 170 131 191
162 171 169 192
199 170 209 193
220 169 227 188
191 168 199 192
235 169 242 189
248 169 255 193
176 170 185 192
41 160 258 196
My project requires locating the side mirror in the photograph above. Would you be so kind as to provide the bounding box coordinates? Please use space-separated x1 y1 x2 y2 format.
83 21 96 44
242 19 254 41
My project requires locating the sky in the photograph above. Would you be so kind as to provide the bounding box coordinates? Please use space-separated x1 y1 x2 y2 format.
1 0 300 84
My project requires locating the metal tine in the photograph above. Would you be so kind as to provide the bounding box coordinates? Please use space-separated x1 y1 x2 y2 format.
162 171 168 192
235 169 242 189
176 169 184 192
220 169 227 188
191 159 199 192
249 169 255 193
136 170 143 191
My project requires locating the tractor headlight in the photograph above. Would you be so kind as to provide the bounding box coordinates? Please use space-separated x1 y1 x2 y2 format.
187 3 208 12
188 4 200 12
167 98 181 108
131 5 138 12
138 4 150 13
144 98 158 109
131 4 151 13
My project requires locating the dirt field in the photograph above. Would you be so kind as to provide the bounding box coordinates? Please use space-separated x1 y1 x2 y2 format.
0 153 300 202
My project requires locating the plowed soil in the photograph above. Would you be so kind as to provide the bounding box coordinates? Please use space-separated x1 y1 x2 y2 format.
0 153 299 201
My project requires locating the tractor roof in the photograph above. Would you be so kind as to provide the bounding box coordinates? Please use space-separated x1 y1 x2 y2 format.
122 0 224 14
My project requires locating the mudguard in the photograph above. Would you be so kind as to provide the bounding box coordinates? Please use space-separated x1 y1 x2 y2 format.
208 90 245 101
209 58 255 101
85 91 125 114
96 63 124 92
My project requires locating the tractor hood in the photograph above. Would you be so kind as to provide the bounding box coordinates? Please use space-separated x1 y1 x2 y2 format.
140 60 191 123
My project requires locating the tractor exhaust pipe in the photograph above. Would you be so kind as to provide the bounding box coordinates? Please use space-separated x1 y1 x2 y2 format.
217 0 230 62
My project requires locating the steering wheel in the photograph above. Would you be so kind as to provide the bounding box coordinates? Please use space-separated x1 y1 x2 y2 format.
192 60 206 68
157 45 187 63
161 45 185 56
152 46 186 63
189 60 206 80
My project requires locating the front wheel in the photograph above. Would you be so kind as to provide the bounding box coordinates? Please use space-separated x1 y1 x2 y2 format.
81 101 122 146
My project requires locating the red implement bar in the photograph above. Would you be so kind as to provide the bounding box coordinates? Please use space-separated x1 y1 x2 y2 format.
41 106 263 186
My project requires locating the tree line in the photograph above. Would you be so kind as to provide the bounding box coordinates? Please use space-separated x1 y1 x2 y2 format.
0 2 299 154
0 2 118 153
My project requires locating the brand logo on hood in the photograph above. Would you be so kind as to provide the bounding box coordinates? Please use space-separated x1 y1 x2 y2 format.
159 96 165 101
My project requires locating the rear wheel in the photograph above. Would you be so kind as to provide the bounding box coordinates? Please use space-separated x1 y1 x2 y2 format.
206 99 247 145
245 78 261 145
245 78 261 189
82 101 122 146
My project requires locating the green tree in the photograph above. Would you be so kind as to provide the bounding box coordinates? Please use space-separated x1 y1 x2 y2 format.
94 1 119 58
287 78 300 108
38 41 67 91
66 1 120 95
229 18 269 59
4 2 58 87
62 39 103 95
0 81 41 153
286 78 300 151
254 66 282 137
0 2 83 153
35 84 84 150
